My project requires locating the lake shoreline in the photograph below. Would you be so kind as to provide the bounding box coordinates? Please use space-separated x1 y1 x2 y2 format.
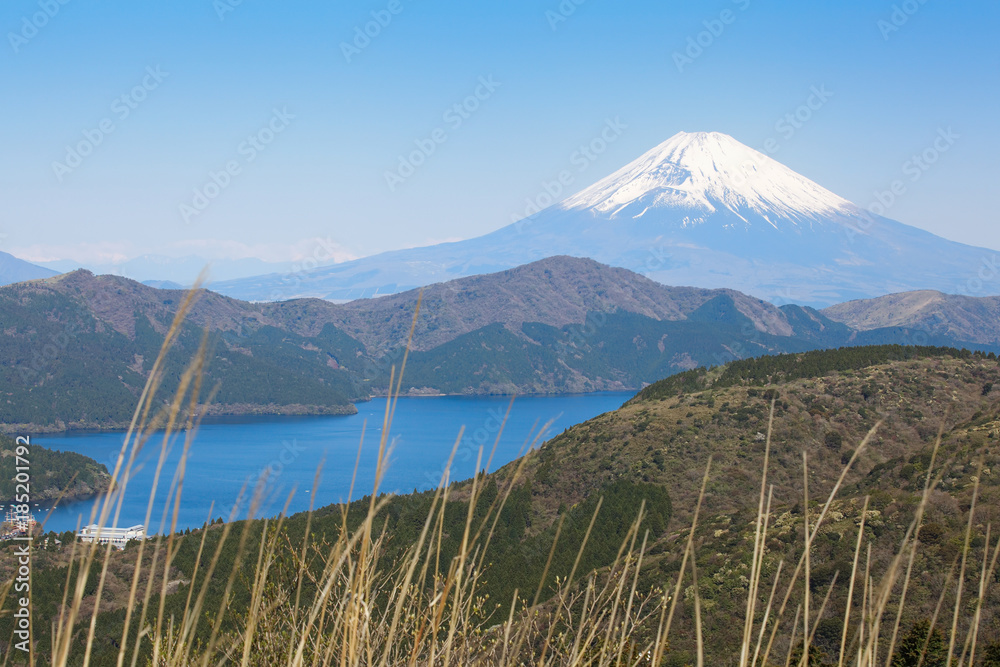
367 384 640 399
4 390 638 436
0 401 360 436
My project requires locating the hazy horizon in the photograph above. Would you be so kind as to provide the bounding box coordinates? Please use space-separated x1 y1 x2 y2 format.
2 1 998 277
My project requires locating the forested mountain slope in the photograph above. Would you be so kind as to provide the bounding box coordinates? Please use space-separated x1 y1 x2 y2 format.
3 260 998 430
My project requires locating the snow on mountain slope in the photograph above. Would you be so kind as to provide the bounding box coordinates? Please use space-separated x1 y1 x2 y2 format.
561 131 858 227
211 132 998 307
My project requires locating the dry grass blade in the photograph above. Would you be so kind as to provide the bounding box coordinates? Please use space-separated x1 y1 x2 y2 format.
945 459 981 667
858 420 949 667
802 451 811 667
750 557 783 667
784 604 803 667
962 525 1000 667
740 398 776 667
838 495 869 667
692 555 704 667
915 557 959 667
883 528 920 667
662 455 712 645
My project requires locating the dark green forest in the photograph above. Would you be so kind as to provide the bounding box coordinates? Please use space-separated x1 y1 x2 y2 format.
0 435 111 501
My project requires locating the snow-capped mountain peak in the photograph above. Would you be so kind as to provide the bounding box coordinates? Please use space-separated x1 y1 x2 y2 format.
212 129 995 308
560 131 858 227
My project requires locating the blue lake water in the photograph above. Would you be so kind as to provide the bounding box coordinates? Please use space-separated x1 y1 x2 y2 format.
28 393 632 534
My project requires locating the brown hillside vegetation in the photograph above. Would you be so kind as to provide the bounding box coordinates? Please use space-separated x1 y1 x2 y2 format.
823 290 1000 345
490 351 1000 663
509 354 1000 527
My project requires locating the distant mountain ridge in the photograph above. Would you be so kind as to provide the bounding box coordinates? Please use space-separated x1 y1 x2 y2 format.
3 256 999 430
38 253 307 284
822 290 1000 345
0 250 57 285
265 256 800 353
211 131 997 307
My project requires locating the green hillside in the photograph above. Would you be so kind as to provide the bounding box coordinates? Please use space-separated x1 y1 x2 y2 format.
7 345 1000 664
0 435 111 502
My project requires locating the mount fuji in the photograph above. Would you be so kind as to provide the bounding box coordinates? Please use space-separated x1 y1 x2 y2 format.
213 131 996 307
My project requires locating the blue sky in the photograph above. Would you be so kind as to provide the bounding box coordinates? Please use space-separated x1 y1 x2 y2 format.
1 1 997 269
